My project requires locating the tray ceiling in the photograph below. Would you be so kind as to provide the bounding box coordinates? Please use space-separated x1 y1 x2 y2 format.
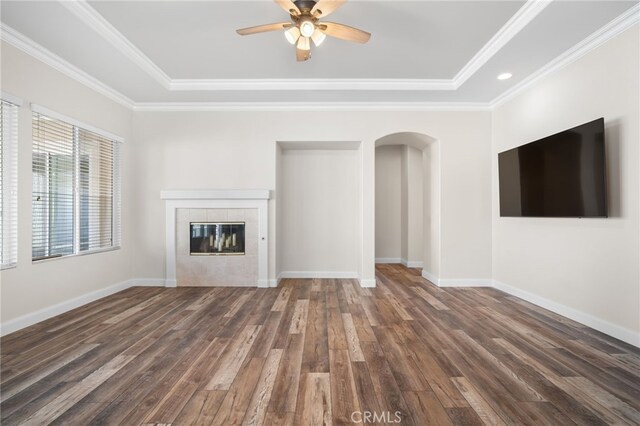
0 0 638 107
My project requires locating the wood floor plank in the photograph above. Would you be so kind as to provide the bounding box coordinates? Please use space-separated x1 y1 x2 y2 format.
173 390 227 426
0 343 99 403
360 342 415 426
372 326 429 391
329 349 360 424
413 286 450 310
560 376 640 424
224 292 253 318
212 357 265 425
142 337 227 424
268 333 305 414
206 324 262 391
2 264 639 425
22 354 135 424
243 349 283 426
102 293 167 324
289 299 310 334
350 362 384 425
295 372 332 426
271 287 293 312
341 313 365 362
403 390 454 425
301 295 329 373
341 280 360 305
451 376 506 425
327 308 349 350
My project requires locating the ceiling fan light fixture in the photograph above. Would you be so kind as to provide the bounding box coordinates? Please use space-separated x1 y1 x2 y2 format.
284 26 301 44
311 29 326 47
299 20 315 38
297 36 311 51
235 0 370 62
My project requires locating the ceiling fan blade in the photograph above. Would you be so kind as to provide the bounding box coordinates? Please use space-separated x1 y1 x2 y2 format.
320 22 371 43
296 48 310 62
274 0 300 15
311 0 346 17
236 22 292 36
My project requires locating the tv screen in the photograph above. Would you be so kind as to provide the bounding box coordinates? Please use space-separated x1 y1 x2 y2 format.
498 118 607 217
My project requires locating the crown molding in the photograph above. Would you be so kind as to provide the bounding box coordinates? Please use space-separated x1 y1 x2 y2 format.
2 2 637 112
169 78 456 91
0 24 480 111
60 0 172 89
0 24 135 109
453 0 551 88
490 3 640 108
64 0 546 93
133 101 492 112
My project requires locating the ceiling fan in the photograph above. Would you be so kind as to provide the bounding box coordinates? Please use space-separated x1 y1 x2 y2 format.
236 0 371 62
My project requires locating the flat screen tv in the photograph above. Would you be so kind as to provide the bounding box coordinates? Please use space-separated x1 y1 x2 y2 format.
498 118 607 218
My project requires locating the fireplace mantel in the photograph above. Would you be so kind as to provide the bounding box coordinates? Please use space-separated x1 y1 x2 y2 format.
161 189 271 288
161 189 270 201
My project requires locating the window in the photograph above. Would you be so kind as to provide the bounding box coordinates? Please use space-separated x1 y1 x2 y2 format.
1 99 19 269
32 107 121 261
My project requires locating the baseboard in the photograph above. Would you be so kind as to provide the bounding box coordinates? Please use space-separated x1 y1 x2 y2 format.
1 279 133 337
269 278 279 288
277 271 359 279
437 278 493 287
418 273 640 347
375 258 423 268
493 280 640 348
420 271 492 288
421 270 440 286
375 258 402 264
359 278 376 288
401 259 424 268
131 278 166 287
257 279 269 288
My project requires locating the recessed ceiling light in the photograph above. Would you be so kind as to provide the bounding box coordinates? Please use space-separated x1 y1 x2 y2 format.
497 72 513 80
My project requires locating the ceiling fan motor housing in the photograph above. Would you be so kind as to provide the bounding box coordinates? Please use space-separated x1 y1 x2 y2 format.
293 0 318 13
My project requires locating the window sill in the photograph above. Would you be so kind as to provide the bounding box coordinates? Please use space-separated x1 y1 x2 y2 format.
1 263 17 271
32 246 121 264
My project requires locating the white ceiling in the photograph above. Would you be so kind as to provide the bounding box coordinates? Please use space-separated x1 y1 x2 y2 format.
1 0 638 107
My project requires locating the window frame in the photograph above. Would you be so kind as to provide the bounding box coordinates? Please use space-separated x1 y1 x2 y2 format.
0 93 21 270
31 105 122 263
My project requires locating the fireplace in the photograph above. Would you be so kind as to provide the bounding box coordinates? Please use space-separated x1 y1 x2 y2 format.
190 222 245 255
161 189 270 287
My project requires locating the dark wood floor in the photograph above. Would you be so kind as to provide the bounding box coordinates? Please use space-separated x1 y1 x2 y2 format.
2 264 639 425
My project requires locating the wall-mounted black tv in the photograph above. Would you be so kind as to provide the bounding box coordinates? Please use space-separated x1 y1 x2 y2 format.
498 118 607 218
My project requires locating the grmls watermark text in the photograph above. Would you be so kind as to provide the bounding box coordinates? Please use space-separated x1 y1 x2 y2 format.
351 411 402 423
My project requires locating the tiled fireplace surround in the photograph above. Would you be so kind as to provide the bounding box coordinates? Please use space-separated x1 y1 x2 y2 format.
161 190 270 287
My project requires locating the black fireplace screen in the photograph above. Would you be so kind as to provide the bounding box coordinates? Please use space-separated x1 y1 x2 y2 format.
190 222 245 255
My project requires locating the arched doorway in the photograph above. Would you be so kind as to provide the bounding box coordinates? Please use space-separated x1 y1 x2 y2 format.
374 132 441 279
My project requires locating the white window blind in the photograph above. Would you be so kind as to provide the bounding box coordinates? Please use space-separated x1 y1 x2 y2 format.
32 109 121 261
1 100 19 269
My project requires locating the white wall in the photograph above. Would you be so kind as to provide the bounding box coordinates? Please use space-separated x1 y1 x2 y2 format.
375 144 423 265
400 145 409 261
132 110 493 285
423 142 440 277
375 146 402 260
405 145 424 264
0 42 134 326
492 25 640 337
279 148 361 275
0 36 494 329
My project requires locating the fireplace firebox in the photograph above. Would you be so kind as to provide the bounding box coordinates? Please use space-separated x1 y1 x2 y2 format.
190 222 245 255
